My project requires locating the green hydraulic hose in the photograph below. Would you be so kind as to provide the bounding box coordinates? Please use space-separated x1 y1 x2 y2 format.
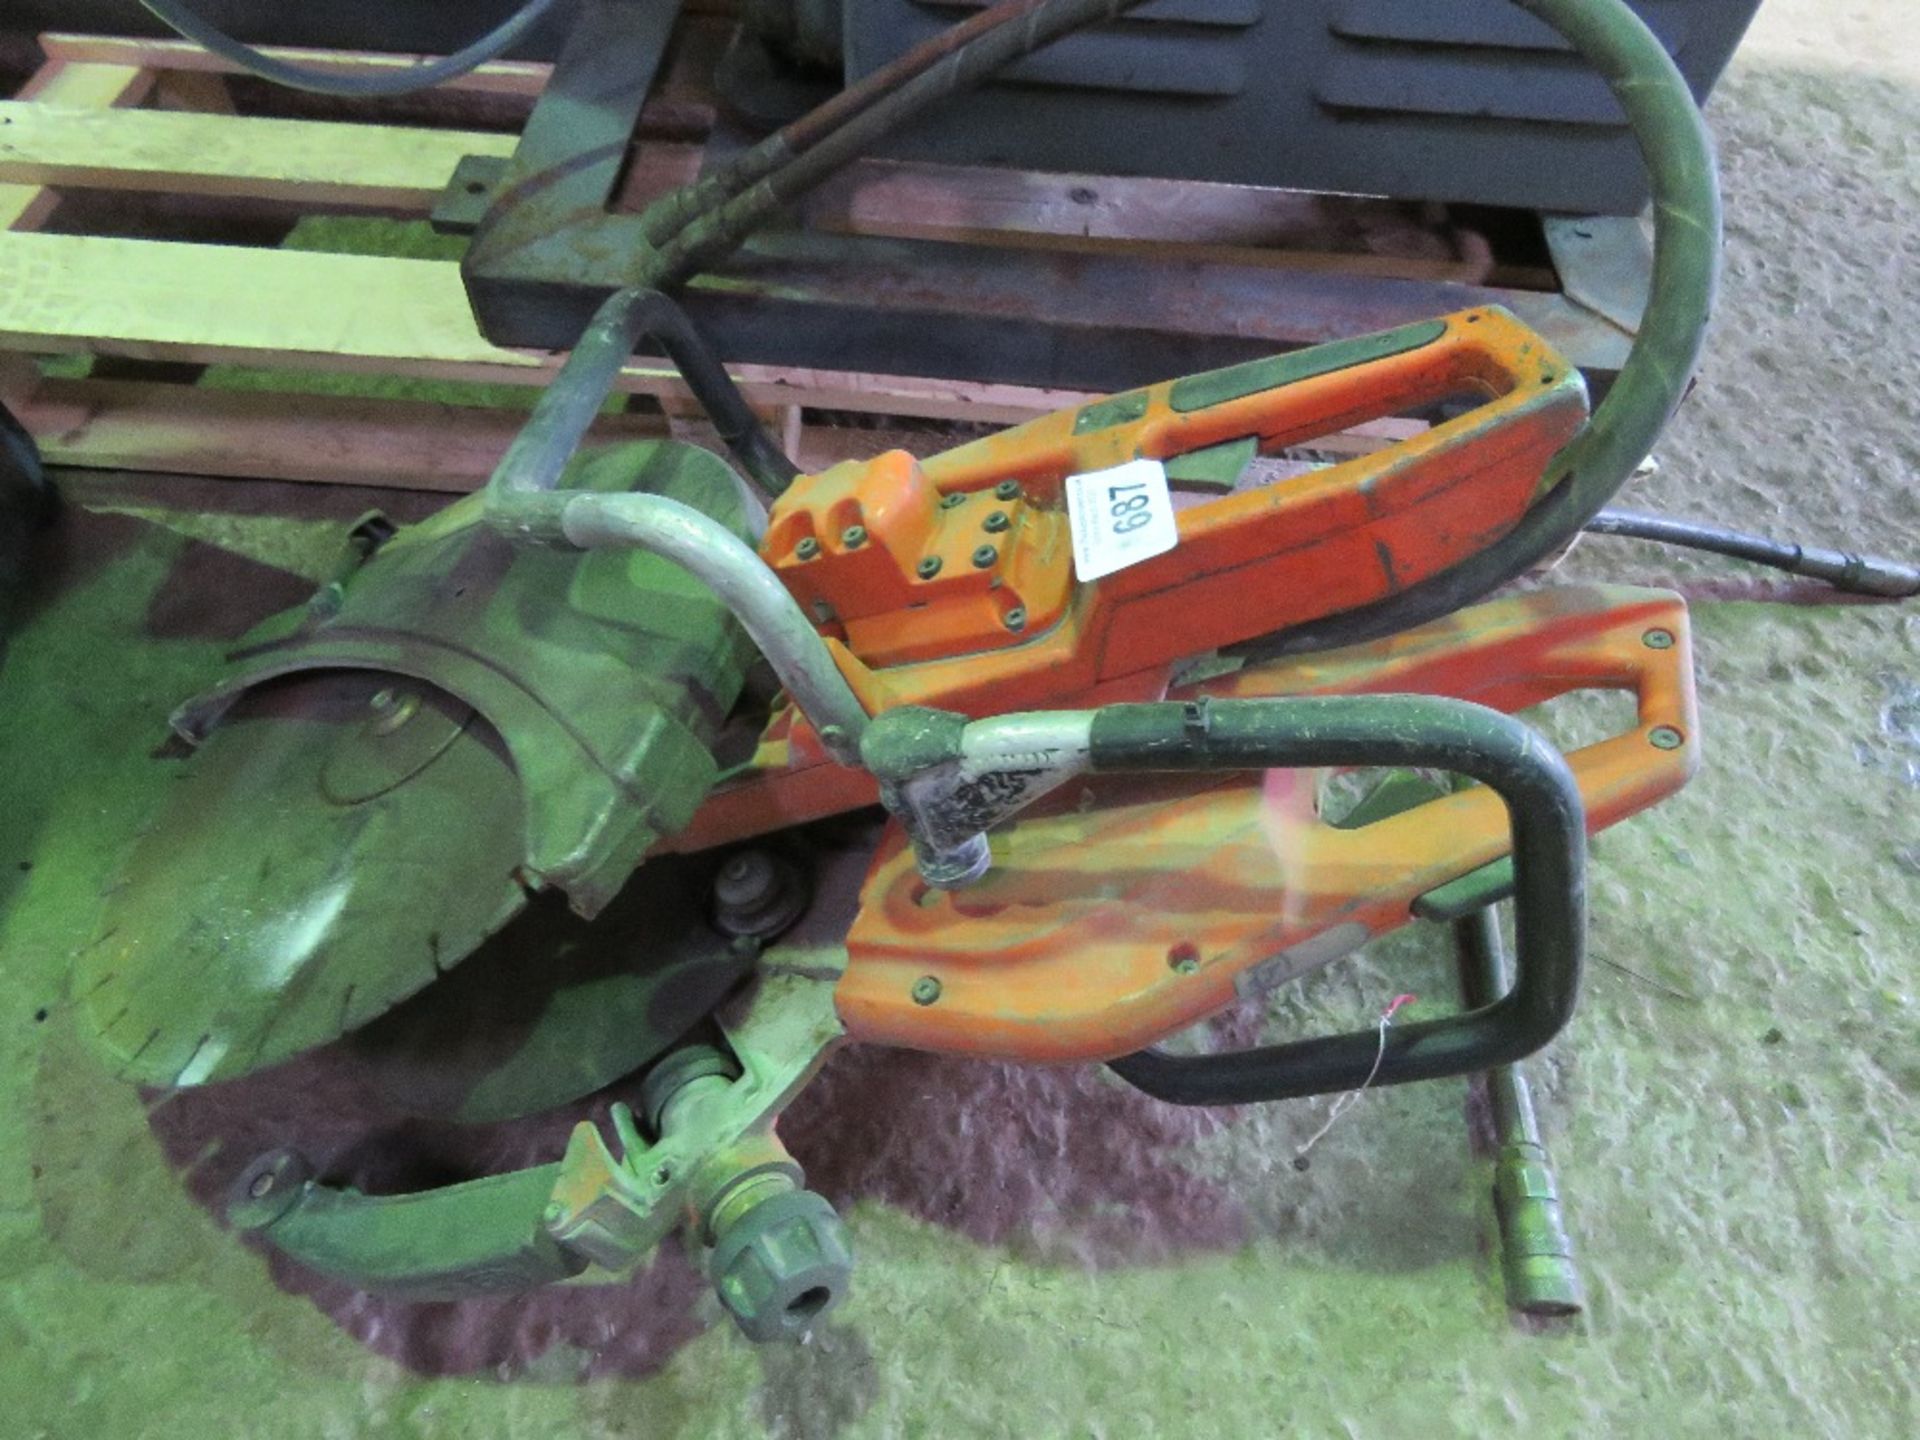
635 0 1147 285
1239 0 1722 656
486 0 1154 511
634 0 1100 248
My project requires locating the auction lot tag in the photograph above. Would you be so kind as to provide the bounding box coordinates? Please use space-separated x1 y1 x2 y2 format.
1065 458 1178 582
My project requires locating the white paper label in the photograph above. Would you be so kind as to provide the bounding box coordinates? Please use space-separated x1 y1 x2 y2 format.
1065 458 1178 582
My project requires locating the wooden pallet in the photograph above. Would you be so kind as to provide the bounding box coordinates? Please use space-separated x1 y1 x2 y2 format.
0 28 1548 492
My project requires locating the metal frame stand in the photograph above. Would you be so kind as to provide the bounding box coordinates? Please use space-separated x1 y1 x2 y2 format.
441 0 1651 397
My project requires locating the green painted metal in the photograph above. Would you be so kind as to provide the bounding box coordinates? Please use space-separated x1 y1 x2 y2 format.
230 963 850 1305
1328 771 1520 917
1166 318 1448 414
228 1150 581 1301
1455 906 1584 1317
73 441 758 1088
1413 856 1518 922
1323 765 1450 830
1164 435 1258 494
1071 389 1150 434
172 439 757 913
76 670 531 1088
706 1186 853 1342
1490 1137 1585 1316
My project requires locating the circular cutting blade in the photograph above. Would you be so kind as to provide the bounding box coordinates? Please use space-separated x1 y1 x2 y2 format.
342 852 756 1124
75 671 530 1087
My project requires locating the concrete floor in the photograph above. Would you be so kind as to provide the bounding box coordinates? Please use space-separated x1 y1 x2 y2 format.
1 1 1916 1435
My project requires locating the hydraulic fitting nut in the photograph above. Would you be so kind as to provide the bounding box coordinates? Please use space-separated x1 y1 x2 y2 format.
708 1188 853 1343
710 849 809 943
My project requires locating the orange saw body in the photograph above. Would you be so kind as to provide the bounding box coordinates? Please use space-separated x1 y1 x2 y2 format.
676 307 1589 853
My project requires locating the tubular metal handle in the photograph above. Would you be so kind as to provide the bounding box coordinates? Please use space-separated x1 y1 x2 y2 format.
1092 695 1587 1105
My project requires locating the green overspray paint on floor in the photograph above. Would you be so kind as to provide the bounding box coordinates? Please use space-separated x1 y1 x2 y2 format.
2 11 1918 1435
1 510 1912 1437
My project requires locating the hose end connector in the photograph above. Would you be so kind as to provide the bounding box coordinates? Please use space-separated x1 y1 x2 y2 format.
1798 547 1920 599
1493 1138 1585 1318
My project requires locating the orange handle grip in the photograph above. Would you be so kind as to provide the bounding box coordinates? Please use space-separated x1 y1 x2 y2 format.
760 308 1589 716
918 308 1591 683
921 306 1580 497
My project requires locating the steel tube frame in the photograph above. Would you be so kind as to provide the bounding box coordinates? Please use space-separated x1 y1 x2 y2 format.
1096 695 1587 1105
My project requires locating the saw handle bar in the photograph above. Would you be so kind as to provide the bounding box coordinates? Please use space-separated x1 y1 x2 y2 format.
864 694 1586 1105
546 490 872 765
1092 696 1585 1104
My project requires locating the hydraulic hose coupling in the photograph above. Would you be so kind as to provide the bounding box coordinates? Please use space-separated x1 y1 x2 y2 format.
1493 1136 1585 1317
860 706 1101 890
643 1047 853 1342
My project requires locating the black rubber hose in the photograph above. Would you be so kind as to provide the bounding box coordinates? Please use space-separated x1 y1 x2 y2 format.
488 288 799 503
636 0 1097 247
1585 509 1920 597
492 0 1155 503
1236 0 1721 660
139 0 561 97
636 0 1149 284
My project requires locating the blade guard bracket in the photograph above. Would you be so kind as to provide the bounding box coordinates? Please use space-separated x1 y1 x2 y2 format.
170 441 759 915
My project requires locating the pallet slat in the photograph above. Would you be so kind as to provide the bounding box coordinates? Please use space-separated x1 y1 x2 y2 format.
17 378 655 491
0 231 508 370
2 30 1607 490
34 27 728 134
0 230 1086 423
0 99 704 214
0 99 1506 284
35 33 553 98
0 61 153 229
12 379 1017 491
0 101 516 209
806 160 1511 282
